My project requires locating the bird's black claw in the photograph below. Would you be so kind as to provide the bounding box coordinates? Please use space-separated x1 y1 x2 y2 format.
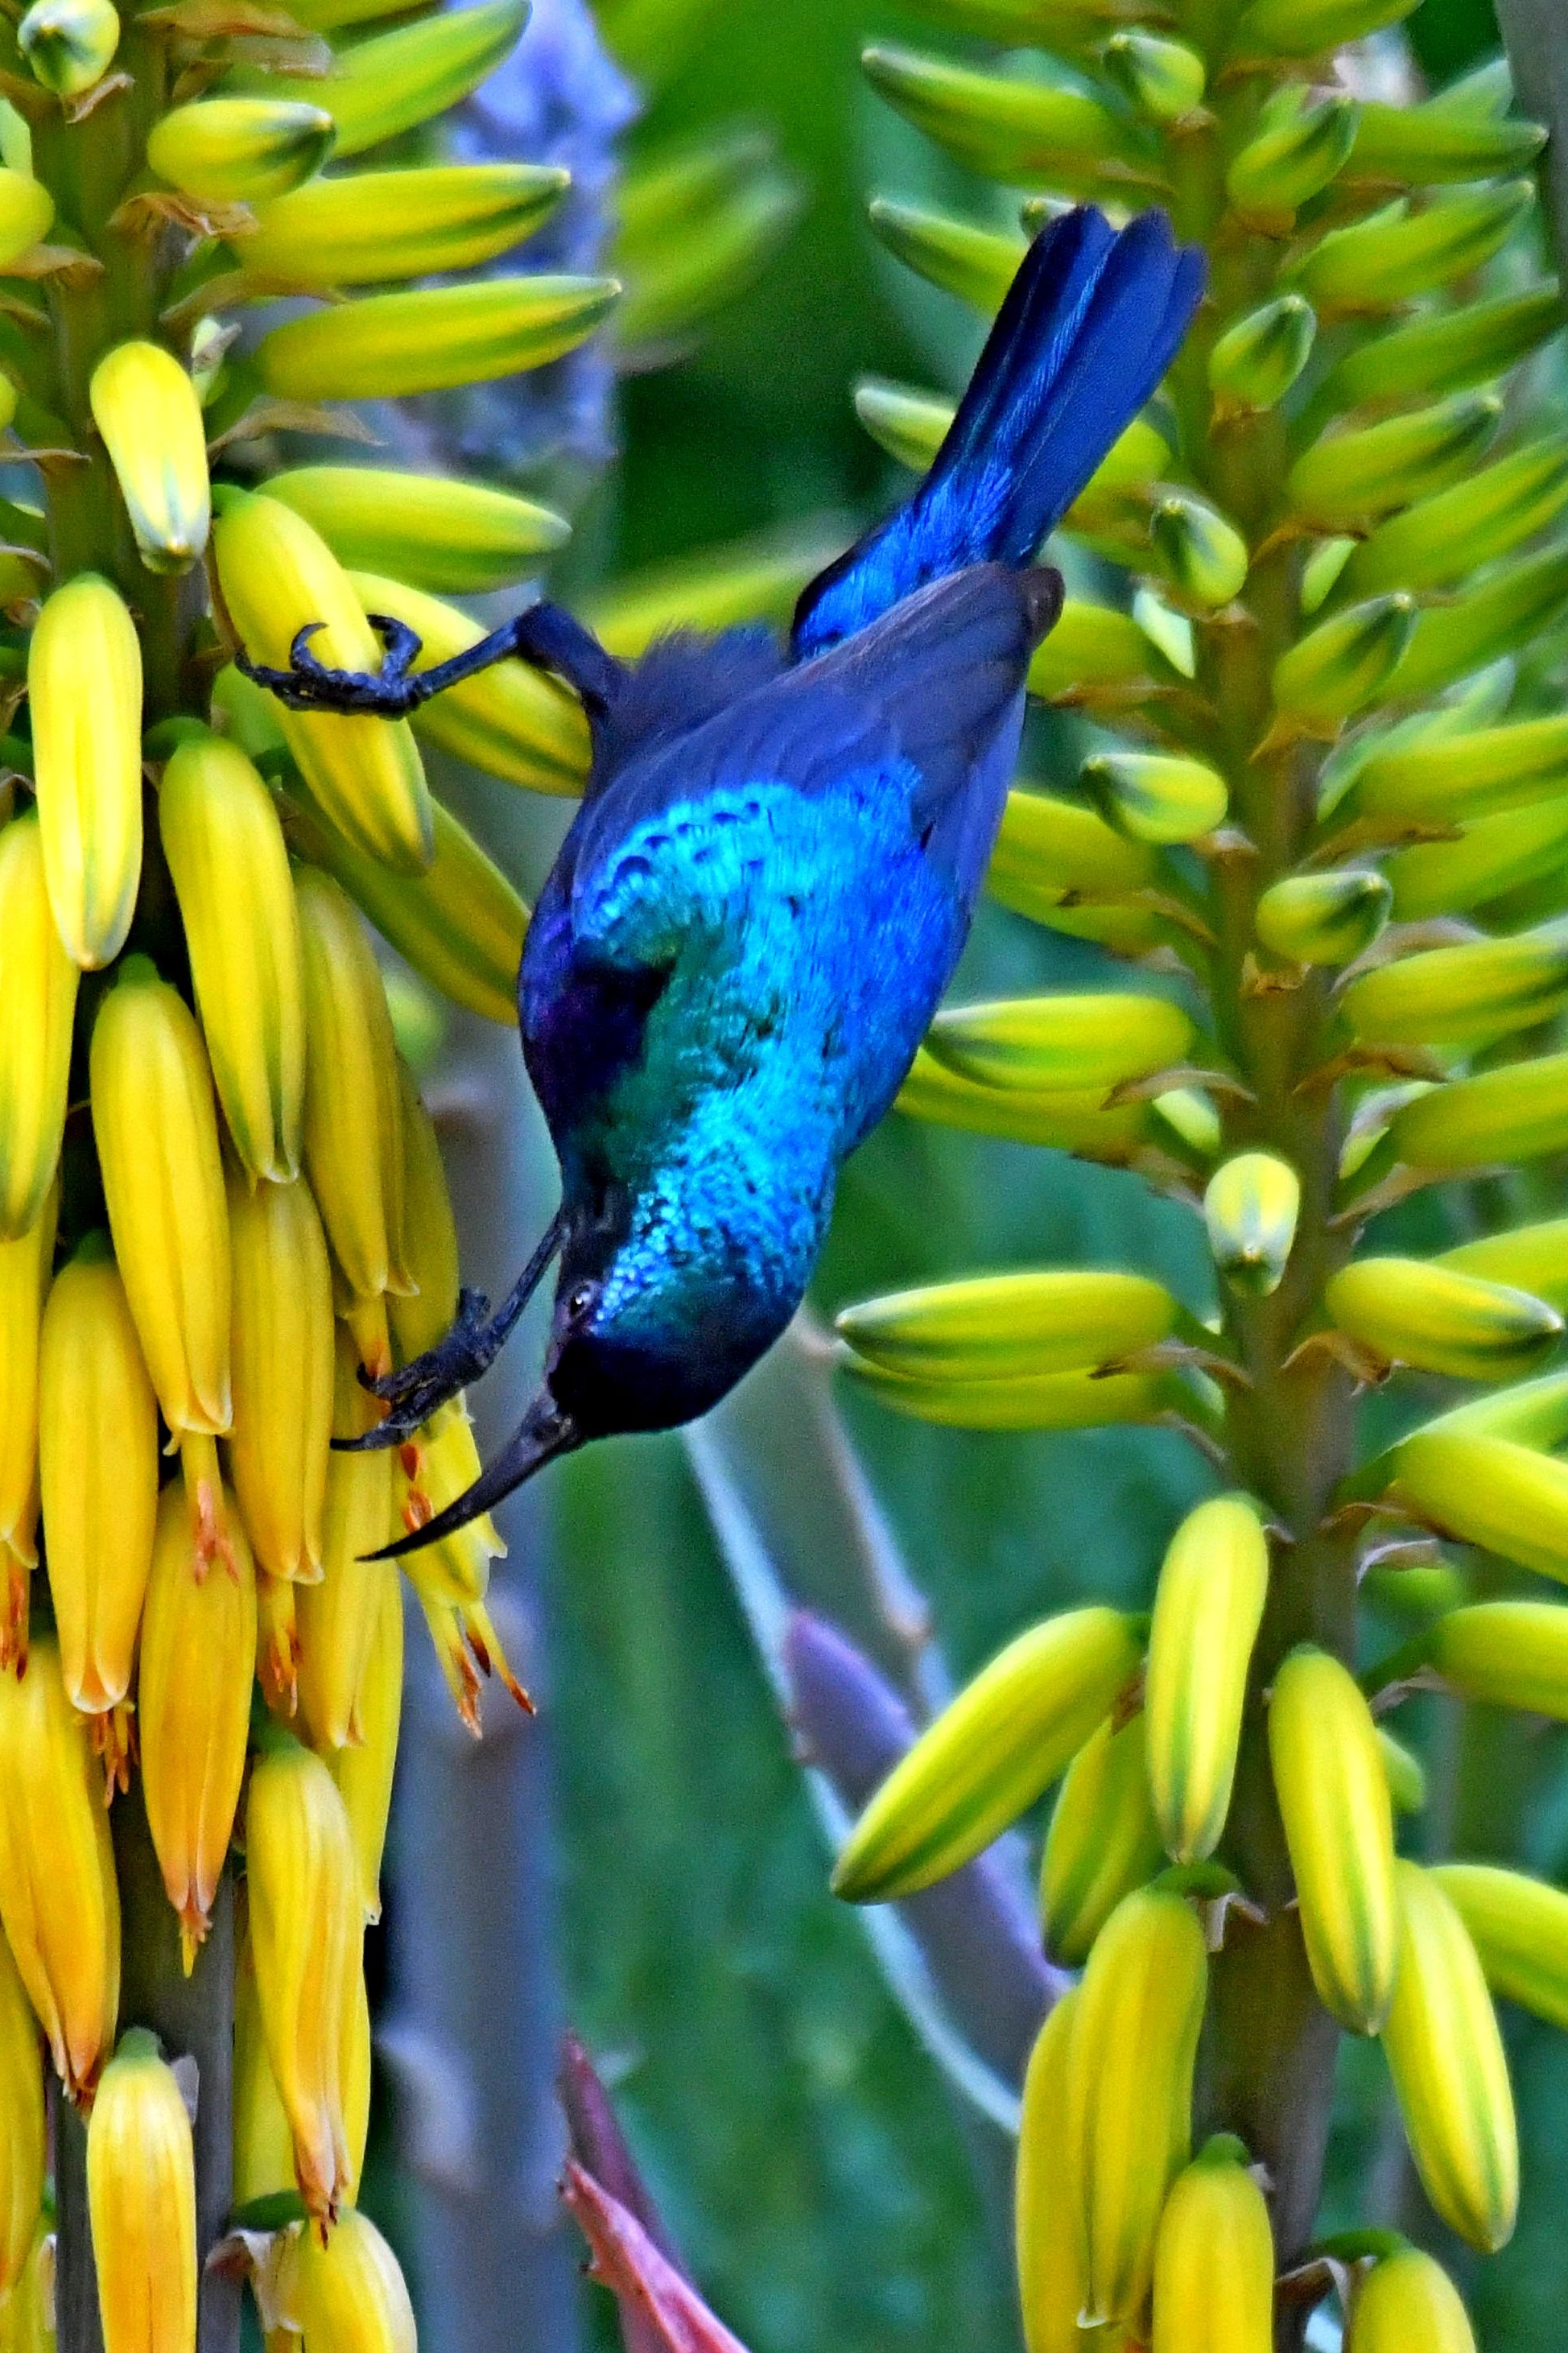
334 1288 496 1451
237 615 428 717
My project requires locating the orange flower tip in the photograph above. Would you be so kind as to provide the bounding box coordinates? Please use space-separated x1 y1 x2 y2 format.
398 1441 421 1480
402 1489 433 1534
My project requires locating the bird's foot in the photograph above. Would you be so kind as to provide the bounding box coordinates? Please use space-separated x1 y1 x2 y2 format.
237 614 428 717
336 1287 500 1451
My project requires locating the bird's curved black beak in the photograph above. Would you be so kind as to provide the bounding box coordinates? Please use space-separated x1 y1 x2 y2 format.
368 1390 583 1562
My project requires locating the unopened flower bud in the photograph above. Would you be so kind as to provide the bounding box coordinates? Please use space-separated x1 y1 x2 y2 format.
18 0 118 97
1204 1151 1299 1297
89 342 209 576
86 2030 196 2353
29 575 142 970
228 1171 334 1584
0 811 77 1238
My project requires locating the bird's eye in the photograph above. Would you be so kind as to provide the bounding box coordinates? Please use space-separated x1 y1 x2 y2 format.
565 1280 600 1327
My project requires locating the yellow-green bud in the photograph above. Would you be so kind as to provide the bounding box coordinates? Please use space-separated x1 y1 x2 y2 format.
988 787 1156 920
1269 1646 1398 2034
1204 1150 1298 1296
1344 919 1568 1051
1351 2249 1475 2353
257 274 618 403
1426 1600 1568 1713
279 2207 415 2353
859 43 1143 189
1389 802 1568 923
1392 546 1568 708
1343 434 1568 601
1039 1712 1163 1967
1325 287 1561 410
1287 395 1500 531
246 160 567 288
1379 1727 1426 1815
1149 491 1249 609
1350 79 1545 187
0 811 77 1238
1100 31 1204 122
1081 749 1228 843
264 0 528 159
1271 594 1414 737
1390 1051 1568 1170
28 573 143 971
0 170 52 270
0 1192 52 1599
264 462 568 596
1438 1216 1568 1310
89 342 208 576
147 97 335 205
1151 2137 1275 2353
296 1335 394 1751
1226 87 1360 217
1383 1862 1516 2252
295 867 408 1309
1235 0 1416 55
1015 1993 1084 2353
1434 1864 1568 2035
1145 1495 1269 1865
1289 184 1533 313
326 1566 402 1923
1255 867 1389 966
1207 294 1316 414
1327 1257 1562 1382
832 1607 1142 1901
1351 710 1568 828
18 0 118 97
925 993 1193 1097
0 1925 43 2301
836 1268 1177 1385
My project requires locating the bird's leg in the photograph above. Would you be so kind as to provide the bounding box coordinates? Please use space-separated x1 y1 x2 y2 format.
336 1210 568 1451
237 600 625 720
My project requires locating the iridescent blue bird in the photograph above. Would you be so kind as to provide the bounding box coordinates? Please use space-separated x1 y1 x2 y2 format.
241 203 1205 1556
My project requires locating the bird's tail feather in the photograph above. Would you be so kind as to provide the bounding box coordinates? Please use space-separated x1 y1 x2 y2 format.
792 204 1205 656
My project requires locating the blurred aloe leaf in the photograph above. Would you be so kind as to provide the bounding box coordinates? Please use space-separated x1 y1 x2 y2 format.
614 128 806 361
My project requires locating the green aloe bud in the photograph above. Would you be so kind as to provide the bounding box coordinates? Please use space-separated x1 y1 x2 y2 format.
19 0 118 96
1352 712 1568 827
1438 1216 1568 1310
866 199 1021 313
1234 0 1417 56
1285 396 1500 530
1100 32 1205 123
860 44 1148 190
1255 868 1390 966
1341 436 1568 601
1205 1151 1299 1295
987 788 1157 921
1390 1053 1568 1170
1289 184 1533 312
1347 87 1545 188
925 993 1193 1096
1040 1711 1165 1965
256 0 529 158
1081 750 1228 843
1149 492 1249 609
1434 1864 1568 2034
1341 920 1568 1050
1322 286 1562 410
836 1267 1175 1382
1387 549 1568 707
1226 89 1360 217
1326 1257 1562 1381
1207 295 1316 414
1389 802 1568 922
1272 596 1415 737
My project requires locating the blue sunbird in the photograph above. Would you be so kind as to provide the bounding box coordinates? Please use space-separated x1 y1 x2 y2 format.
241 204 1205 1556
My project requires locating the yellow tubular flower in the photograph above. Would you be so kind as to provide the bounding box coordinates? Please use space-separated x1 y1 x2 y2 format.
233 1930 294 2208
89 342 209 576
1067 1885 1207 2328
90 961 232 1437
159 731 306 1184
1 2223 54 2353
341 1964 371 2203
0 811 77 1238
327 1568 402 1922
1269 1646 1399 2034
0 1925 45 2300
1145 1495 1270 1864
39 1242 159 1719
1039 1711 1165 1967
394 1401 502 1604
1150 2137 1274 2353
227 1170 333 1583
1382 1862 1517 2252
296 1332 395 1750
390 1066 458 1364
281 2207 415 2353
0 1188 55 1595
213 493 432 874
28 574 143 971
834 1607 1142 1901
0 1637 120 2101
257 1571 301 1718
245 1736 363 2221
1015 1992 1083 2353
139 1481 258 1971
86 2030 196 2353
295 867 407 1309
1350 2248 1475 2353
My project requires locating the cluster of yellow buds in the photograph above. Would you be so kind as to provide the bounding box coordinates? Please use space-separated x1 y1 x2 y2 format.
829 0 1568 2339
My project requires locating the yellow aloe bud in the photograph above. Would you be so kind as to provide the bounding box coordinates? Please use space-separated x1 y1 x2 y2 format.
1081 749 1228 844
388 1068 457 1364
866 201 1020 316
89 343 208 576
1207 294 1316 415
1015 1992 1083 2353
0 171 52 270
988 786 1157 918
86 2030 196 2353
1289 184 1533 313
1389 799 1568 924
327 1567 402 1923
0 1926 44 2301
0 1636 119 2100
295 867 407 1307
832 1607 1142 1901
1383 1861 1516 2251
139 1480 258 1969
281 2207 415 2353
1343 921 1568 1051
1350 2248 1475 2353
1040 1711 1164 1967
924 994 1193 1097
0 1191 53 1583
1101 31 1205 122
159 732 306 1183
1434 1863 1568 2032
1227 85 1360 217
1391 1431 1568 1579
233 1931 294 2207
0 813 77 1238
1254 868 1389 967
264 0 527 158
283 783 526 1032
340 1965 370 2203
836 1357 1170 1433
18 0 118 96
1379 1727 1426 1815
228 1171 333 1583
1426 1600 1568 1716
1149 492 1249 610
257 1570 301 1718
244 163 568 289
1391 1051 1568 1170
213 493 432 875
266 463 567 597
836 1268 1176 1385
39 1242 159 1718
89 960 232 1437
860 43 1140 188
1325 1257 1561 1382
1151 2136 1274 2353
1204 1151 1299 1297
1354 712 1568 828
255 275 619 404
296 1333 394 1751
1269 1645 1398 2034
1271 595 1415 738
28 574 142 970
245 1735 363 2222
1145 1495 1269 1865
1286 395 1500 531
146 97 334 204
1067 1886 1207 2327
345 572 588 795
